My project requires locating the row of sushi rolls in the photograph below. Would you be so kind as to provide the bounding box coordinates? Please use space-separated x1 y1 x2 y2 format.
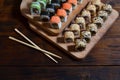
30 0 113 51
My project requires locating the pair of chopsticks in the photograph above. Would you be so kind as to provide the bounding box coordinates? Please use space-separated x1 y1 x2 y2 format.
9 28 62 63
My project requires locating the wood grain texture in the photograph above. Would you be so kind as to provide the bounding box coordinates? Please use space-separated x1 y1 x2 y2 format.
0 0 120 80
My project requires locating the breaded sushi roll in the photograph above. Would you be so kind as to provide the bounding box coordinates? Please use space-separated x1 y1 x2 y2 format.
64 31 75 43
81 9 91 24
30 2 41 15
68 0 77 9
57 9 67 22
70 24 80 35
75 17 86 30
87 23 98 36
92 17 104 28
81 30 91 42
91 0 102 11
50 15 62 29
62 2 72 15
86 4 96 17
98 10 108 21
75 39 87 51
102 4 112 14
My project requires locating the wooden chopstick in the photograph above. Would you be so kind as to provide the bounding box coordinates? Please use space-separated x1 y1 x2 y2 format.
9 36 62 60
15 28 62 59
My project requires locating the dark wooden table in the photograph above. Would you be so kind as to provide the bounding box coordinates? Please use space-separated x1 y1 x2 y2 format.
0 0 120 80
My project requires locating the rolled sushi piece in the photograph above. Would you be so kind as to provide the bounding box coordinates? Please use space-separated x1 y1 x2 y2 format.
64 31 75 43
50 15 62 29
87 23 98 36
102 4 112 14
98 10 108 21
30 2 41 15
81 9 91 24
92 16 104 28
91 0 102 11
75 39 87 51
40 10 50 21
75 17 86 30
37 0 47 10
62 2 72 15
68 0 77 9
86 4 97 17
81 30 91 43
46 4 55 17
57 9 67 22
51 0 61 10
70 24 80 35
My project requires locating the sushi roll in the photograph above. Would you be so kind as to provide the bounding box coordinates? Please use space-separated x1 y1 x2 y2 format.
57 9 67 22
30 2 41 15
81 9 91 24
70 24 80 35
68 0 77 9
91 0 102 11
51 0 61 10
92 17 104 28
46 4 55 17
75 39 87 51
40 10 50 21
64 31 75 43
50 15 62 29
37 0 47 10
102 4 112 14
81 30 91 42
98 10 108 21
62 2 72 15
86 4 96 17
75 17 86 30
87 23 98 36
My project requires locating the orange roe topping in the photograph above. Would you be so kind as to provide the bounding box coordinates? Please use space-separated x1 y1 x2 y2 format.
50 16 61 23
57 9 67 17
68 0 77 5
62 3 72 10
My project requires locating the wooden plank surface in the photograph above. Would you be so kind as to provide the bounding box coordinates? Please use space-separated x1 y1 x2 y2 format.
0 0 120 79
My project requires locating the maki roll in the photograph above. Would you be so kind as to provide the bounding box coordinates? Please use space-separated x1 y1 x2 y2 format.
75 39 87 51
81 9 91 24
87 23 98 36
47 0 51 4
91 0 102 11
62 2 72 15
75 17 86 30
68 0 77 9
46 4 55 17
70 24 80 35
50 15 62 29
98 10 108 21
64 31 75 43
57 9 67 22
81 30 91 42
86 4 96 17
37 0 47 10
102 4 112 14
51 0 61 10
30 2 41 15
40 10 50 21
92 17 104 28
